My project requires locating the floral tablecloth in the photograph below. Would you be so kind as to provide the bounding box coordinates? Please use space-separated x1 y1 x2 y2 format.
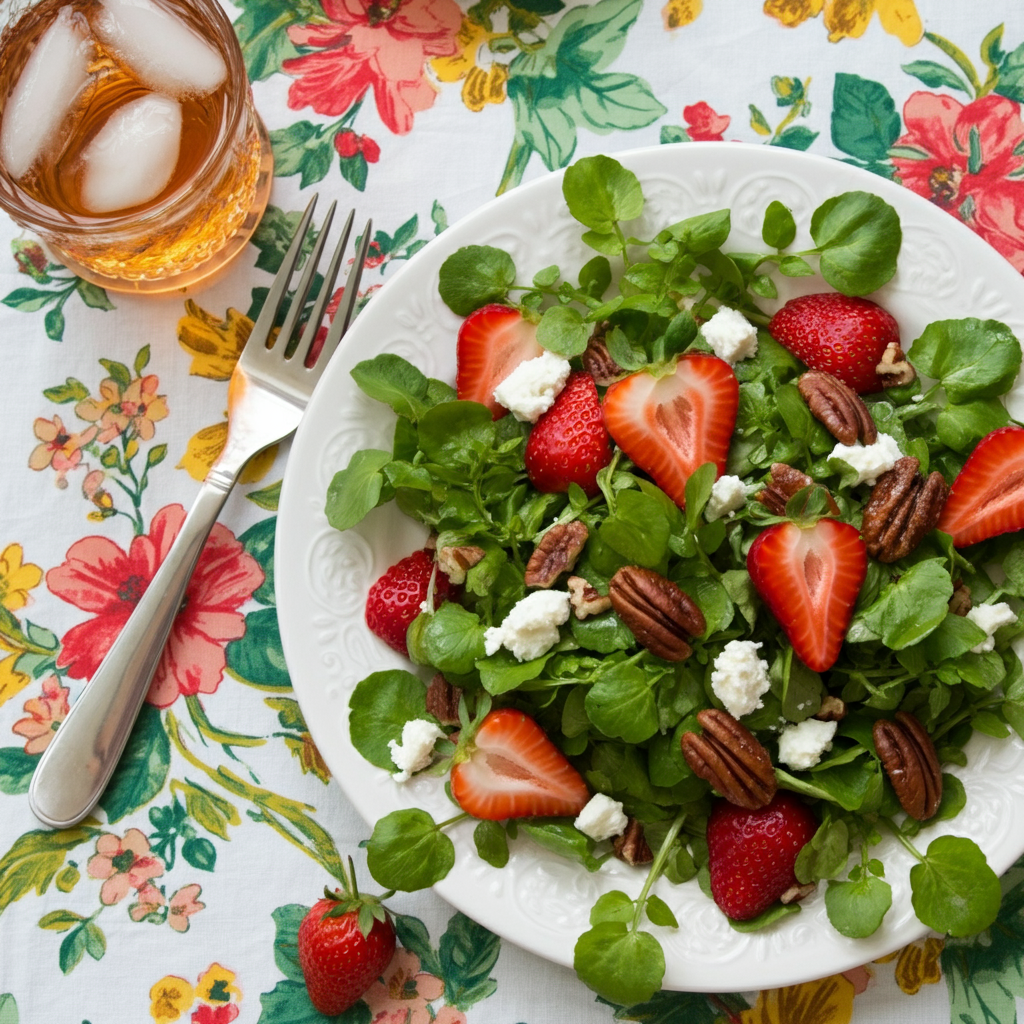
2 0 1024 1021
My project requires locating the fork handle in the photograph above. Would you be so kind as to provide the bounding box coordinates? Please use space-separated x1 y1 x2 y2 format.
29 480 234 829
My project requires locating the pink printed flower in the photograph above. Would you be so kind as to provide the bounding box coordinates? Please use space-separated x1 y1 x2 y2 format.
684 101 730 141
76 375 169 443
363 948 458 1024
129 881 167 921
46 504 264 707
87 828 165 905
169 884 206 932
28 415 97 487
891 92 1024 270
12 676 69 754
283 0 463 135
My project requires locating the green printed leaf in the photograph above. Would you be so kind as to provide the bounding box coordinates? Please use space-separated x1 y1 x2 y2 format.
269 121 334 189
182 836 216 871
225 606 291 688
43 377 89 404
98 703 170 823
901 60 971 94
44 306 65 341
2 287 54 313
38 909 85 931
438 912 500 1010
174 779 240 841
0 747 36 795
831 74 901 162
246 479 282 511
75 279 115 311
271 903 308 983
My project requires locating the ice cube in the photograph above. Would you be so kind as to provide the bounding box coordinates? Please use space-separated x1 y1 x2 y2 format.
1 6 93 180
79 92 181 213
93 0 227 98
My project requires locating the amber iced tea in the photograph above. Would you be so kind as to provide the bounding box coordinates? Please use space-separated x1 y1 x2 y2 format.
0 0 272 291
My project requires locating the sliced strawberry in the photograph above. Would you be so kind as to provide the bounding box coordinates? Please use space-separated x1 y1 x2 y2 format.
706 792 819 920
450 708 590 820
601 353 739 508
365 549 453 656
768 293 900 394
525 371 613 497
456 304 544 418
747 518 866 672
937 425 1024 547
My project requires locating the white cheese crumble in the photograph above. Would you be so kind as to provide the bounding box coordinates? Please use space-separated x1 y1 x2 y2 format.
967 601 1018 653
492 350 571 423
388 719 446 782
710 639 771 718
777 718 837 770
484 590 571 662
700 306 758 364
705 474 751 521
829 432 902 486
574 792 628 842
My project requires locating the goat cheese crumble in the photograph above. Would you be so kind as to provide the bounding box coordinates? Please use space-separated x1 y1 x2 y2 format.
492 350 572 423
710 639 771 718
829 432 902 486
574 792 628 842
389 719 446 782
484 590 571 661
705 474 751 521
967 601 1018 653
700 306 758 364
777 718 837 770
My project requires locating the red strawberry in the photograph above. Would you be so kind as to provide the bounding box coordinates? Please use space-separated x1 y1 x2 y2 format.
768 293 900 394
602 352 739 508
365 549 453 656
706 791 819 920
297 860 396 1016
747 518 866 672
938 425 1024 547
456 304 544 418
450 707 590 820
524 371 613 496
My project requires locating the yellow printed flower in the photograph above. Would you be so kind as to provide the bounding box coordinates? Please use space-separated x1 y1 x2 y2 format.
878 937 944 994
662 0 703 30
177 422 277 484
0 647 31 708
738 973 855 1024
150 976 194 1023
431 18 507 111
764 0 923 45
196 963 241 1006
178 301 252 382
0 544 43 612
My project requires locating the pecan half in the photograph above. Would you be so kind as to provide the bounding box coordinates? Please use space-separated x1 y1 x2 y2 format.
861 457 949 563
567 575 612 619
525 521 588 588
873 711 943 821
425 673 463 726
756 463 840 517
436 545 485 584
582 323 626 385
814 695 847 722
681 709 777 809
613 818 653 866
798 369 878 445
608 565 705 661
949 580 972 617
876 341 916 388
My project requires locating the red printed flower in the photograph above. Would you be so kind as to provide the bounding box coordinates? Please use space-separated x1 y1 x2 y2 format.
46 505 264 708
284 0 462 135
334 129 381 162
891 91 1024 270
684 101 730 141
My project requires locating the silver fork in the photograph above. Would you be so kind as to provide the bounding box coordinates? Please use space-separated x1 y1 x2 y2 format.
29 197 372 830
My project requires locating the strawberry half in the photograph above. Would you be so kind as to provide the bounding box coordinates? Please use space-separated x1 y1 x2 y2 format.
365 549 453 656
747 518 866 672
602 352 739 508
525 371 613 496
768 293 900 394
938 425 1024 547
450 707 590 820
456 304 544 418
706 791 819 920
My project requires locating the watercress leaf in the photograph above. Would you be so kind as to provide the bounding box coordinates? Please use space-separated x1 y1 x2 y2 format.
407 603 487 676
604 323 647 371
855 559 952 649
473 820 509 868
795 818 850 883
644 894 678 928
908 318 1022 403
909 835 1001 936
438 246 517 315
932 772 967 822
351 353 431 421
598 489 671 567
917 612 988 663
825 874 892 938
684 462 717 532
623 261 666 293
585 661 659 743
809 191 902 295
325 449 393 531
570 611 634 654
418 402 496 468
778 254 815 277
665 210 731 254
518 820 603 871
762 199 797 249
728 902 801 932
533 264 561 288
348 670 429 770
591 890 636 924
581 230 625 256
477 649 552 696
365 808 456 891
935 397 1010 452
578 255 612 300
573 922 665 1006
537 304 590 357
562 154 644 233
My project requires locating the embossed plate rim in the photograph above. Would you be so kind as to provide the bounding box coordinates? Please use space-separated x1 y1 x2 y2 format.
277 141 1024 992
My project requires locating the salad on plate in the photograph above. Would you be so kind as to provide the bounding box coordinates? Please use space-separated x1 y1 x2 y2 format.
324 153 1024 1004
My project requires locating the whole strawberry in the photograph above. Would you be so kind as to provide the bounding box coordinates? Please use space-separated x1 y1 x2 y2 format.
768 292 900 394
706 791 818 920
298 860 396 1016
365 549 453 655
525 370 613 496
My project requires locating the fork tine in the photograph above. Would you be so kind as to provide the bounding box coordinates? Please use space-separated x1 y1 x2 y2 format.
293 207 355 367
275 200 337 355
248 193 318 347
311 219 373 368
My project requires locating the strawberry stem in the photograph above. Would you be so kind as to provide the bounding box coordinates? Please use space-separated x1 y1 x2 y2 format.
630 810 687 932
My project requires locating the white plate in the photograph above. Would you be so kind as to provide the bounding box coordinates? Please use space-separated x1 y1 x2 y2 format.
276 142 1024 992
